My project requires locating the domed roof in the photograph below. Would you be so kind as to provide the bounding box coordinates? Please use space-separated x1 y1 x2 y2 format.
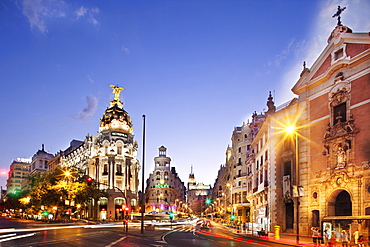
99 85 133 134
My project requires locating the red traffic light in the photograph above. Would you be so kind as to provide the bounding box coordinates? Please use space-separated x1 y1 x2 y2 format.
86 177 93 186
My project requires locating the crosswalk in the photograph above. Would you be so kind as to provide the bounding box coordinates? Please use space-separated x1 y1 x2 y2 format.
0 232 36 243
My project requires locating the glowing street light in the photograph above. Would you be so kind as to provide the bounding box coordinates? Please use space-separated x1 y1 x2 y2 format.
285 124 300 244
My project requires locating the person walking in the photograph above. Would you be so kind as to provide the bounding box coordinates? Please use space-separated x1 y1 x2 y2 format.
330 232 337 247
358 235 364 247
324 230 330 247
318 230 323 246
312 227 319 247
340 230 348 247
354 229 359 246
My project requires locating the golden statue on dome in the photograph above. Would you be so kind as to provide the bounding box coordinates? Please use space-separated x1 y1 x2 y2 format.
109 84 125 107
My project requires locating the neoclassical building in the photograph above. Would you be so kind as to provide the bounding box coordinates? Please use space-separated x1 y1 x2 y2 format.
145 146 186 213
47 85 141 220
187 166 212 214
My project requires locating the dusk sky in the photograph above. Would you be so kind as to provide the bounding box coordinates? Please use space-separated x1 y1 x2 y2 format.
1 0 369 189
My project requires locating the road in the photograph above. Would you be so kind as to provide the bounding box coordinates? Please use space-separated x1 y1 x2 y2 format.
0 217 291 246
162 223 289 247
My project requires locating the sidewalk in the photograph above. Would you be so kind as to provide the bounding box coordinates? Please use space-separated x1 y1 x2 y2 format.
212 221 315 246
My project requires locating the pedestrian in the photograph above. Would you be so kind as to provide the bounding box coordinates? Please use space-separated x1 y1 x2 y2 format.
330 232 337 247
358 235 364 247
324 230 330 247
318 229 323 246
354 229 359 246
312 227 319 246
340 230 348 247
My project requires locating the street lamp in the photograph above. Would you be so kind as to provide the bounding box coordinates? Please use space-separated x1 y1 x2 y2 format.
141 114 146 235
285 125 300 244
226 183 233 215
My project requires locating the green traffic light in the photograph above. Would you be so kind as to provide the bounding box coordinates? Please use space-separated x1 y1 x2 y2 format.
205 198 211 205
42 212 49 216
230 215 236 220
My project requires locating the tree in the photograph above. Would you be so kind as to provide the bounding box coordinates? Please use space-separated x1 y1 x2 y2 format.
26 166 107 220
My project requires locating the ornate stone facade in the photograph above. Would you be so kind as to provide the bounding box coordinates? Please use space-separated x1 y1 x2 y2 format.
144 146 186 213
48 85 141 220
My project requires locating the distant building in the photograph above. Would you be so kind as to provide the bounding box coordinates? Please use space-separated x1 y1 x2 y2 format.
145 146 186 213
29 144 54 176
6 158 31 195
187 166 211 214
210 164 227 216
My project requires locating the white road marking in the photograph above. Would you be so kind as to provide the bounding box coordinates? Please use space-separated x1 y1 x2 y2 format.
105 236 127 247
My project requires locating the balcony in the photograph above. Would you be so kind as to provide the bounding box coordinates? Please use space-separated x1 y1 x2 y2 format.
235 173 247 178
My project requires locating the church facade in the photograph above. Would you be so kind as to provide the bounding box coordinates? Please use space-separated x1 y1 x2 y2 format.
286 23 370 236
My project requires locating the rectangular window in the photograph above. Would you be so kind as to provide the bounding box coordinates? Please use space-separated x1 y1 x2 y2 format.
334 48 343 60
284 161 291 176
333 102 346 124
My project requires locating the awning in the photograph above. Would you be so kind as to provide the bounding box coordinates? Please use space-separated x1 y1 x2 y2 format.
323 216 370 221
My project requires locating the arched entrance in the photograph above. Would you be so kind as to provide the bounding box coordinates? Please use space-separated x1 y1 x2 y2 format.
328 189 352 216
326 189 352 234
335 190 352 216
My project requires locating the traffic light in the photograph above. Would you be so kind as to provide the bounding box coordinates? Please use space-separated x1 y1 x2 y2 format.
42 211 49 217
169 212 174 220
123 206 130 223
230 215 236 220
205 198 212 205
86 176 93 186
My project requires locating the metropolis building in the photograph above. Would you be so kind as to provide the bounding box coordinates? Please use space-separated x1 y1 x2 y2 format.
47 85 140 220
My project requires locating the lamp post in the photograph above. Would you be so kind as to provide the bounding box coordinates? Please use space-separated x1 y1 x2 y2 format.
286 125 300 244
141 115 146 235
226 183 233 216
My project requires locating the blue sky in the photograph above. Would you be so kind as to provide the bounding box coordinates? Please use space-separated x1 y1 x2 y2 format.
0 0 369 189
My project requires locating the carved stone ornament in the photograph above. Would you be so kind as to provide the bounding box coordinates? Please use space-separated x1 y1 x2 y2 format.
327 25 352 43
334 143 347 168
329 81 350 105
330 171 349 188
363 161 370 170
323 81 358 141
323 114 358 141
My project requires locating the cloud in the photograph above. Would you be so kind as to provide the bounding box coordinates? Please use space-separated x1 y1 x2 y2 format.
72 95 98 120
18 0 66 33
75 6 87 18
279 0 370 103
75 5 100 26
121 44 130 54
0 169 7 177
87 73 95 83
269 39 307 68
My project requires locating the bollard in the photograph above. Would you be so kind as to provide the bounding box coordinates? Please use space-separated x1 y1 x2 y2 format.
275 225 280 240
